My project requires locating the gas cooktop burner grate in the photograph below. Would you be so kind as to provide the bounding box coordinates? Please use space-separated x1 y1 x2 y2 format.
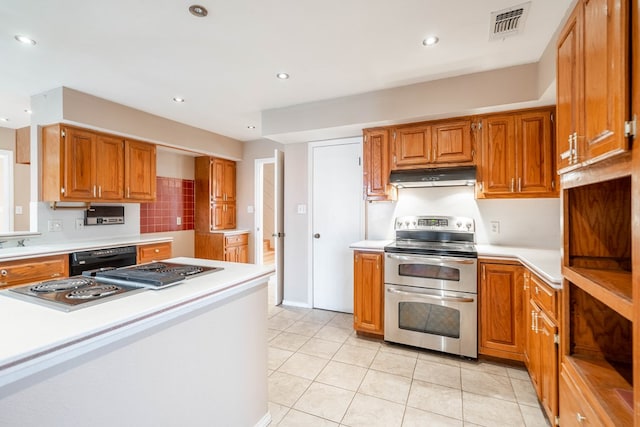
132 263 204 276
67 285 120 299
30 278 95 293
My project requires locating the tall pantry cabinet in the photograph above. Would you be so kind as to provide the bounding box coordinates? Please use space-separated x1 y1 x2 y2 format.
556 0 638 426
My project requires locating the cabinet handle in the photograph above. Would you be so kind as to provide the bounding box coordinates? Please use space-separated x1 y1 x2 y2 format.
98 186 102 198
154 249 160 253
531 311 536 331
51 273 61 277
0 269 7 276
535 286 539 295
518 178 521 192
510 178 515 192
127 187 130 198
93 185 97 198
576 413 586 423
572 132 578 164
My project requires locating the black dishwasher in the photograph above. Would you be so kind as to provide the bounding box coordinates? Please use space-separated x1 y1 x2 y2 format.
69 246 138 276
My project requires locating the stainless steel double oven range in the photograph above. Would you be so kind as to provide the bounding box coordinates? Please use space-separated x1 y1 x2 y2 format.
384 216 478 358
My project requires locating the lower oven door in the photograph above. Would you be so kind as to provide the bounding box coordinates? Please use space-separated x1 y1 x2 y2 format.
384 284 477 358
384 252 477 293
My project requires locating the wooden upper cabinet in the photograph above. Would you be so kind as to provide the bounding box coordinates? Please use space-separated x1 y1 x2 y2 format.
556 0 631 173
96 134 125 200
363 128 394 201
42 124 156 202
517 111 555 195
195 156 237 231
124 140 156 201
431 119 474 164
480 114 516 195
15 126 30 164
478 107 556 198
211 158 236 203
391 124 431 169
390 119 474 169
556 3 582 171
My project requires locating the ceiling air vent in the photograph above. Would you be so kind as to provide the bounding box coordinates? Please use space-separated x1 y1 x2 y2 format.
489 2 531 40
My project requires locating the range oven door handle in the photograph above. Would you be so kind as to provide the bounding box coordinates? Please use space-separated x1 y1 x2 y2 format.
386 253 475 264
386 287 475 303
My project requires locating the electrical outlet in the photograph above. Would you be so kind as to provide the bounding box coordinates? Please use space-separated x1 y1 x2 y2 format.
297 204 307 214
75 218 84 230
48 219 63 232
15 205 23 215
490 221 500 234
176 217 182 225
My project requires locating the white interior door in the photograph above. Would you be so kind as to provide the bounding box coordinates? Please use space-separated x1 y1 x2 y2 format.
312 139 363 313
274 149 285 305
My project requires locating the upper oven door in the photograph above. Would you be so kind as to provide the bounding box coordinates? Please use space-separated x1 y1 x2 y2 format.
384 252 477 293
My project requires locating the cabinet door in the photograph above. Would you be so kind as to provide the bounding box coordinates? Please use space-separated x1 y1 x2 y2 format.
211 204 225 230
479 262 524 360
222 160 236 202
559 368 601 427
223 203 236 229
137 242 172 264
556 3 582 172
582 0 629 161
538 309 558 422
64 127 96 199
480 115 516 195
517 111 555 194
125 140 156 201
431 120 474 164
363 129 392 201
211 158 226 202
392 125 431 169
95 134 124 200
527 299 542 397
236 244 248 263
353 251 384 335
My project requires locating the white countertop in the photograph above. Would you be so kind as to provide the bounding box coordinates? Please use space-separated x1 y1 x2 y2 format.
0 257 274 387
476 245 561 287
349 240 393 251
0 236 173 262
349 240 561 288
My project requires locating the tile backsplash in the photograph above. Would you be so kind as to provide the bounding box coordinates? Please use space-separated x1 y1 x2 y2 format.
140 177 194 233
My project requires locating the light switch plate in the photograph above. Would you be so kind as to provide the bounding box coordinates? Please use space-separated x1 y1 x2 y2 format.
297 204 307 214
490 221 500 234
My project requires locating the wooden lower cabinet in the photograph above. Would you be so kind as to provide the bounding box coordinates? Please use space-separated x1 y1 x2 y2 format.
478 260 525 361
353 251 384 336
0 255 68 288
137 242 172 264
195 232 248 263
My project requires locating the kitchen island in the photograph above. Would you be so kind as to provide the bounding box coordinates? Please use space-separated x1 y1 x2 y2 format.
0 257 274 427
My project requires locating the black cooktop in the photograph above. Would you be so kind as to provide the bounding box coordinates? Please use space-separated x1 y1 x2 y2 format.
384 240 477 258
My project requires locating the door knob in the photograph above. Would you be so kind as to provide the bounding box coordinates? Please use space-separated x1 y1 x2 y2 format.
314 233 320 238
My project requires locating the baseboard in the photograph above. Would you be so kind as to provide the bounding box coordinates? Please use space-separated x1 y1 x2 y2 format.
254 411 272 427
281 299 311 308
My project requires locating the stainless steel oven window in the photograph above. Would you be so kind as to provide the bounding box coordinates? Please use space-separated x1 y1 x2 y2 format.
398 301 461 338
397 264 460 281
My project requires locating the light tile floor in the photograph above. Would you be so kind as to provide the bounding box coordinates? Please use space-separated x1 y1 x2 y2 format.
267 289 551 426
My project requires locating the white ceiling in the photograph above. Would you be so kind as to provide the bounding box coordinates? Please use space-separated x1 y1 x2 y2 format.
0 0 573 142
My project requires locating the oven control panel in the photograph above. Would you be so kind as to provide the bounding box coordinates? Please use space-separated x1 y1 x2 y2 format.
395 216 474 232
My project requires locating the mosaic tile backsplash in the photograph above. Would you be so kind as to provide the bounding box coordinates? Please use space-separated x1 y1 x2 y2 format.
140 177 194 233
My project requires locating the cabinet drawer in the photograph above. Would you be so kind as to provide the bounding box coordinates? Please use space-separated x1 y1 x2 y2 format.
225 233 248 247
529 272 557 319
137 242 172 264
559 368 600 427
0 255 68 288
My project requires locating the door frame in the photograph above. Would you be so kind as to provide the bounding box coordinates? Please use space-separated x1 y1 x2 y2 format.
0 149 14 233
307 137 365 309
253 157 274 265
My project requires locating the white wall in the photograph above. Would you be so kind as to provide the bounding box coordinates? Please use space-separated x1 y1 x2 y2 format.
0 127 30 232
366 187 561 249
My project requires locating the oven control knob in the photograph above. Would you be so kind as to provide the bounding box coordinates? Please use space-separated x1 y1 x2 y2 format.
466 222 472 230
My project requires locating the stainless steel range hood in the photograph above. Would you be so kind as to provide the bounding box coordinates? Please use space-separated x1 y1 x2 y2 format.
389 166 476 188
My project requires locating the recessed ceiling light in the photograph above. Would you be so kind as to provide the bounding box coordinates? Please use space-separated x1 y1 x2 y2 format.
247 125 256 129
24 109 32 114
173 97 185 103
0 118 9 122
188 5 208 17
276 72 290 80
14 35 36 45
422 36 439 46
